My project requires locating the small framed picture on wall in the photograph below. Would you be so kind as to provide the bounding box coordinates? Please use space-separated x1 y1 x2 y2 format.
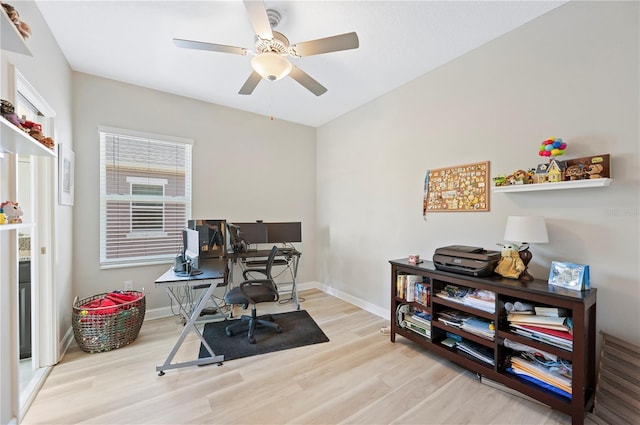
58 144 75 206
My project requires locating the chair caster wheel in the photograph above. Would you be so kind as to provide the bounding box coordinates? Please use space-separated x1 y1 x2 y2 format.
158 371 165 376
276 326 282 333
249 336 256 344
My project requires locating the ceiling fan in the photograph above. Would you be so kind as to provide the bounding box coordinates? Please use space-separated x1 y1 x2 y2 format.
173 0 359 96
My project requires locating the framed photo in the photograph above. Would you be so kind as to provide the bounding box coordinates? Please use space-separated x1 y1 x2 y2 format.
548 261 590 291
58 144 75 206
423 160 490 214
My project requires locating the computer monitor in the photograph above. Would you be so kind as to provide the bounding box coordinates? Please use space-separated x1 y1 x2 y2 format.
181 228 202 276
266 222 302 244
231 222 268 245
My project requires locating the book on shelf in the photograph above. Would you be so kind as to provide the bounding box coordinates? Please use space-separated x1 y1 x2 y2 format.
405 320 430 338
414 282 430 306
396 275 406 298
456 340 495 366
510 325 572 351
507 313 571 331
534 306 568 317
436 285 495 313
404 275 423 302
464 289 496 313
460 317 495 341
514 324 573 341
396 274 428 305
506 367 572 399
406 313 431 329
413 310 431 322
509 355 572 396
438 310 471 328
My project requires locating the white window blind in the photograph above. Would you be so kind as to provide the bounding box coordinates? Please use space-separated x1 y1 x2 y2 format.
99 127 193 267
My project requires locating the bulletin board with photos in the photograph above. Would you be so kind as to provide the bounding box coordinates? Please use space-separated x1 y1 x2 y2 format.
423 161 490 213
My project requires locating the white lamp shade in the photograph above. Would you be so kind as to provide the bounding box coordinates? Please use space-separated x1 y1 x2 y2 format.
251 52 292 81
503 216 549 244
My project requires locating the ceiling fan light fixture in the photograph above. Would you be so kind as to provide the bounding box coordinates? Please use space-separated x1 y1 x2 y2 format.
251 52 292 81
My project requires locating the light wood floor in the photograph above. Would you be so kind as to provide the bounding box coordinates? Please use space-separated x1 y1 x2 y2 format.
21 289 576 425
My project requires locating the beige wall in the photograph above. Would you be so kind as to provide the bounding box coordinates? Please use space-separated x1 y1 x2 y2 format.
72 73 316 312
317 1 639 343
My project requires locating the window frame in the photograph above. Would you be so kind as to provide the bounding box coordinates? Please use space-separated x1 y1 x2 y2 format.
98 126 193 268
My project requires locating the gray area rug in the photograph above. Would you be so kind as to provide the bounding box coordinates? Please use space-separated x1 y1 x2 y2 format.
198 309 329 362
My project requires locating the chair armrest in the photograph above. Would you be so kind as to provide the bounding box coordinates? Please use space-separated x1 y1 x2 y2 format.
243 268 269 280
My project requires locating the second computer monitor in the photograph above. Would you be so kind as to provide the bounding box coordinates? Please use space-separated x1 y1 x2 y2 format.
267 222 302 243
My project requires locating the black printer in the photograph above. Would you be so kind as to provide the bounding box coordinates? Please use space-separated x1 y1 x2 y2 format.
433 245 501 277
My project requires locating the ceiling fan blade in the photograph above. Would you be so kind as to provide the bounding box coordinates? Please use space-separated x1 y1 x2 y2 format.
238 71 262 95
243 0 273 40
289 32 359 57
173 38 247 55
289 66 327 96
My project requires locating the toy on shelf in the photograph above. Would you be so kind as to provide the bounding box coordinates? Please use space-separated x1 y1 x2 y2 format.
494 243 526 279
0 201 23 224
0 99 55 149
1 99 26 129
1 3 32 39
538 137 567 158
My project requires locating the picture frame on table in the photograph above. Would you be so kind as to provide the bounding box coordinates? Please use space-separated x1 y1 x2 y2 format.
58 144 75 206
548 261 590 291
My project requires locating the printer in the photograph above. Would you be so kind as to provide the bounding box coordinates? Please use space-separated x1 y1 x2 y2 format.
433 245 501 277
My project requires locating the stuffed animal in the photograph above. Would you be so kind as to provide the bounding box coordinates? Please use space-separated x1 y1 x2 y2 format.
29 128 44 140
39 137 55 149
1 3 31 39
494 243 525 279
0 201 23 224
0 99 26 129
586 163 604 179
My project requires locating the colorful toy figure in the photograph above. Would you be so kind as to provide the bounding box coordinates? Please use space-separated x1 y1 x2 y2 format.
0 201 23 223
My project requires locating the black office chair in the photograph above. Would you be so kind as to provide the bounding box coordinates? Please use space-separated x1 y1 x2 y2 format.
242 244 289 281
224 246 282 343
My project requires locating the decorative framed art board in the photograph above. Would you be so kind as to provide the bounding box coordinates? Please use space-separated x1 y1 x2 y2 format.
423 161 490 214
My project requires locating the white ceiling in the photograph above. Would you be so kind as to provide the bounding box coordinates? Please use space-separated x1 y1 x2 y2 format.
35 1 566 127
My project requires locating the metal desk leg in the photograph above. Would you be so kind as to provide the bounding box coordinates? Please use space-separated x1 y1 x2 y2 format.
156 281 224 376
290 255 300 310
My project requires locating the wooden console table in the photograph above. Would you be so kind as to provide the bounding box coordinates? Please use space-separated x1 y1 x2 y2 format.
389 258 597 425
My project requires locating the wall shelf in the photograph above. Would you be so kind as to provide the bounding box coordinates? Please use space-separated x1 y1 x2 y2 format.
0 223 34 232
0 116 56 157
1 9 32 56
492 178 612 193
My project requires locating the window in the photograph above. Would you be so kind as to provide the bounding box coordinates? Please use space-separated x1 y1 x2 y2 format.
99 127 193 267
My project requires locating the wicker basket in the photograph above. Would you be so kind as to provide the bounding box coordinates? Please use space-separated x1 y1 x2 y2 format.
72 291 145 353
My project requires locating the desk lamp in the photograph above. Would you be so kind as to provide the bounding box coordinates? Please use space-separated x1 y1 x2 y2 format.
503 216 549 281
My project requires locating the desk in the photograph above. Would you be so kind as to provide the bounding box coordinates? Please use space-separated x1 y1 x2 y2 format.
154 258 228 375
226 248 301 309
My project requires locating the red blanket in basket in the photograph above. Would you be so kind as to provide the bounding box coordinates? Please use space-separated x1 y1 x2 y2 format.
80 291 142 315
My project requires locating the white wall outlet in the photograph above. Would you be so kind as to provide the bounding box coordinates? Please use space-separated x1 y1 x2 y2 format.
124 280 134 291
